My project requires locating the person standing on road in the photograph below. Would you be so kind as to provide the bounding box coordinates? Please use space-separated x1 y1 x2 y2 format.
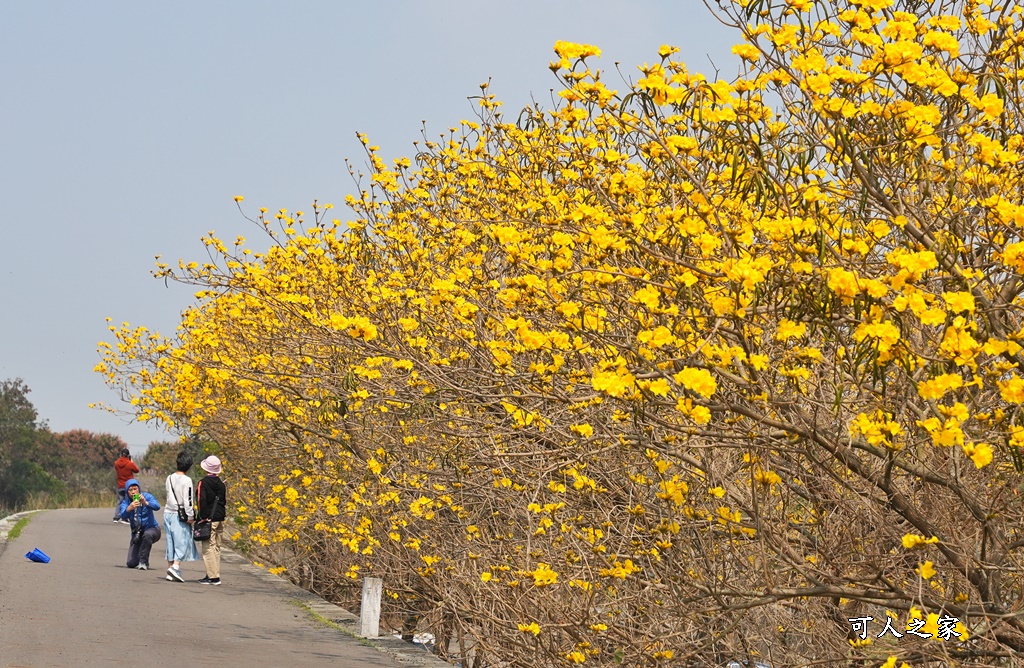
118 478 161 570
112 448 139 523
164 451 199 582
195 455 226 585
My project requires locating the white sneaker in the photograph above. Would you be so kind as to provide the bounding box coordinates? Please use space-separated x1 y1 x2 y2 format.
166 574 174 581
136 564 148 570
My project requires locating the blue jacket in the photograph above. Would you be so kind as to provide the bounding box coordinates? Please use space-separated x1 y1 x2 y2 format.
118 478 161 531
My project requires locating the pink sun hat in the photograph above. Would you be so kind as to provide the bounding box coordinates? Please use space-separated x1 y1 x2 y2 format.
200 455 222 475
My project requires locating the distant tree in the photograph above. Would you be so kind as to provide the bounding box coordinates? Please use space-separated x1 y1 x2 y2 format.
140 437 213 478
138 440 178 474
0 379 39 464
0 379 61 509
48 430 126 470
43 429 128 490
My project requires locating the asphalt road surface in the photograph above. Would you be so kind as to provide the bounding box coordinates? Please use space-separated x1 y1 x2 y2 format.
0 508 421 667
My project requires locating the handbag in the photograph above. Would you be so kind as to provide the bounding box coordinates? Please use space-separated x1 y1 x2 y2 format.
193 520 211 541
168 475 190 523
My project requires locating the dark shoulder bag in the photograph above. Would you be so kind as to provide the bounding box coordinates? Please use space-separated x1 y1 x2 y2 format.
192 518 212 541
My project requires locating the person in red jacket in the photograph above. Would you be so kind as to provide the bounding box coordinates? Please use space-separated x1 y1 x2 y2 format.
113 448 140 522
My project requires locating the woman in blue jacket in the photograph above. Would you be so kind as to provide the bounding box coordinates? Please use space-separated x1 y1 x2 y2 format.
118 478 162 570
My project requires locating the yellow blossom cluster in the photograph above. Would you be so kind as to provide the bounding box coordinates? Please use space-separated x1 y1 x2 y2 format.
96 1 1024 664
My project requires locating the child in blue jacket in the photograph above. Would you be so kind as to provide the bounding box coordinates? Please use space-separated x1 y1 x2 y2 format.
118 478 162 570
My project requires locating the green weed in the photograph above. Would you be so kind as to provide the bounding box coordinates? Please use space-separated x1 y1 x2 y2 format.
7 516 31 540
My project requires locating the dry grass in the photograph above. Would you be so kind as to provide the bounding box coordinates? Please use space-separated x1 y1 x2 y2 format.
23 489 116 511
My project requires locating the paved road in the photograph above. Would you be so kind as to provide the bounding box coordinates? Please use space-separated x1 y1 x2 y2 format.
0 508 437 667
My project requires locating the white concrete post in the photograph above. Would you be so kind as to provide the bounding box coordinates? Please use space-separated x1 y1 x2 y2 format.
359 577 383 638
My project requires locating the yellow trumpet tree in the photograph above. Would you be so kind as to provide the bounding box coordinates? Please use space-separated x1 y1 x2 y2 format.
98 0 1024 664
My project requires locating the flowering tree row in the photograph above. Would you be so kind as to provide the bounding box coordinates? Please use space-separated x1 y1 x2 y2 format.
98 1 1024 664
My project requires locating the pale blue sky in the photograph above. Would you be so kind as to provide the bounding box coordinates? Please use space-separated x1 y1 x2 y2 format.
0 1 738 448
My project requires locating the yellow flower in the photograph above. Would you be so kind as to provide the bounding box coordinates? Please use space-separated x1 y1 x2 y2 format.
673 368 717 398
754 469 782 486
517 621 541 636
999 376 1024 403
880 657 911 668
939 317 981 366
665 135 699 155
671 396 713 424
963 442 993 469
943 291 975 313
731 43 760 62
923 29 960 57
591 367 636 398
553 41 601 60
775 319 807 341
853 320 901 354
644 378 671 397
531 562 559 586
888 248 938 279
599 559 641 579
918 561 936 579
748 354 768 370
979 93 1004 119
827 267 860 302
656 478 688 506
770 24 800 49
570 423 594 438
632 285 661 310
637 325 675 348
917 373 963 400
902 534 939 549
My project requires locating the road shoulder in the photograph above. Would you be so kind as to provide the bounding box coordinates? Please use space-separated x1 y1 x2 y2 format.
0 509 44 560
224 548 450 667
